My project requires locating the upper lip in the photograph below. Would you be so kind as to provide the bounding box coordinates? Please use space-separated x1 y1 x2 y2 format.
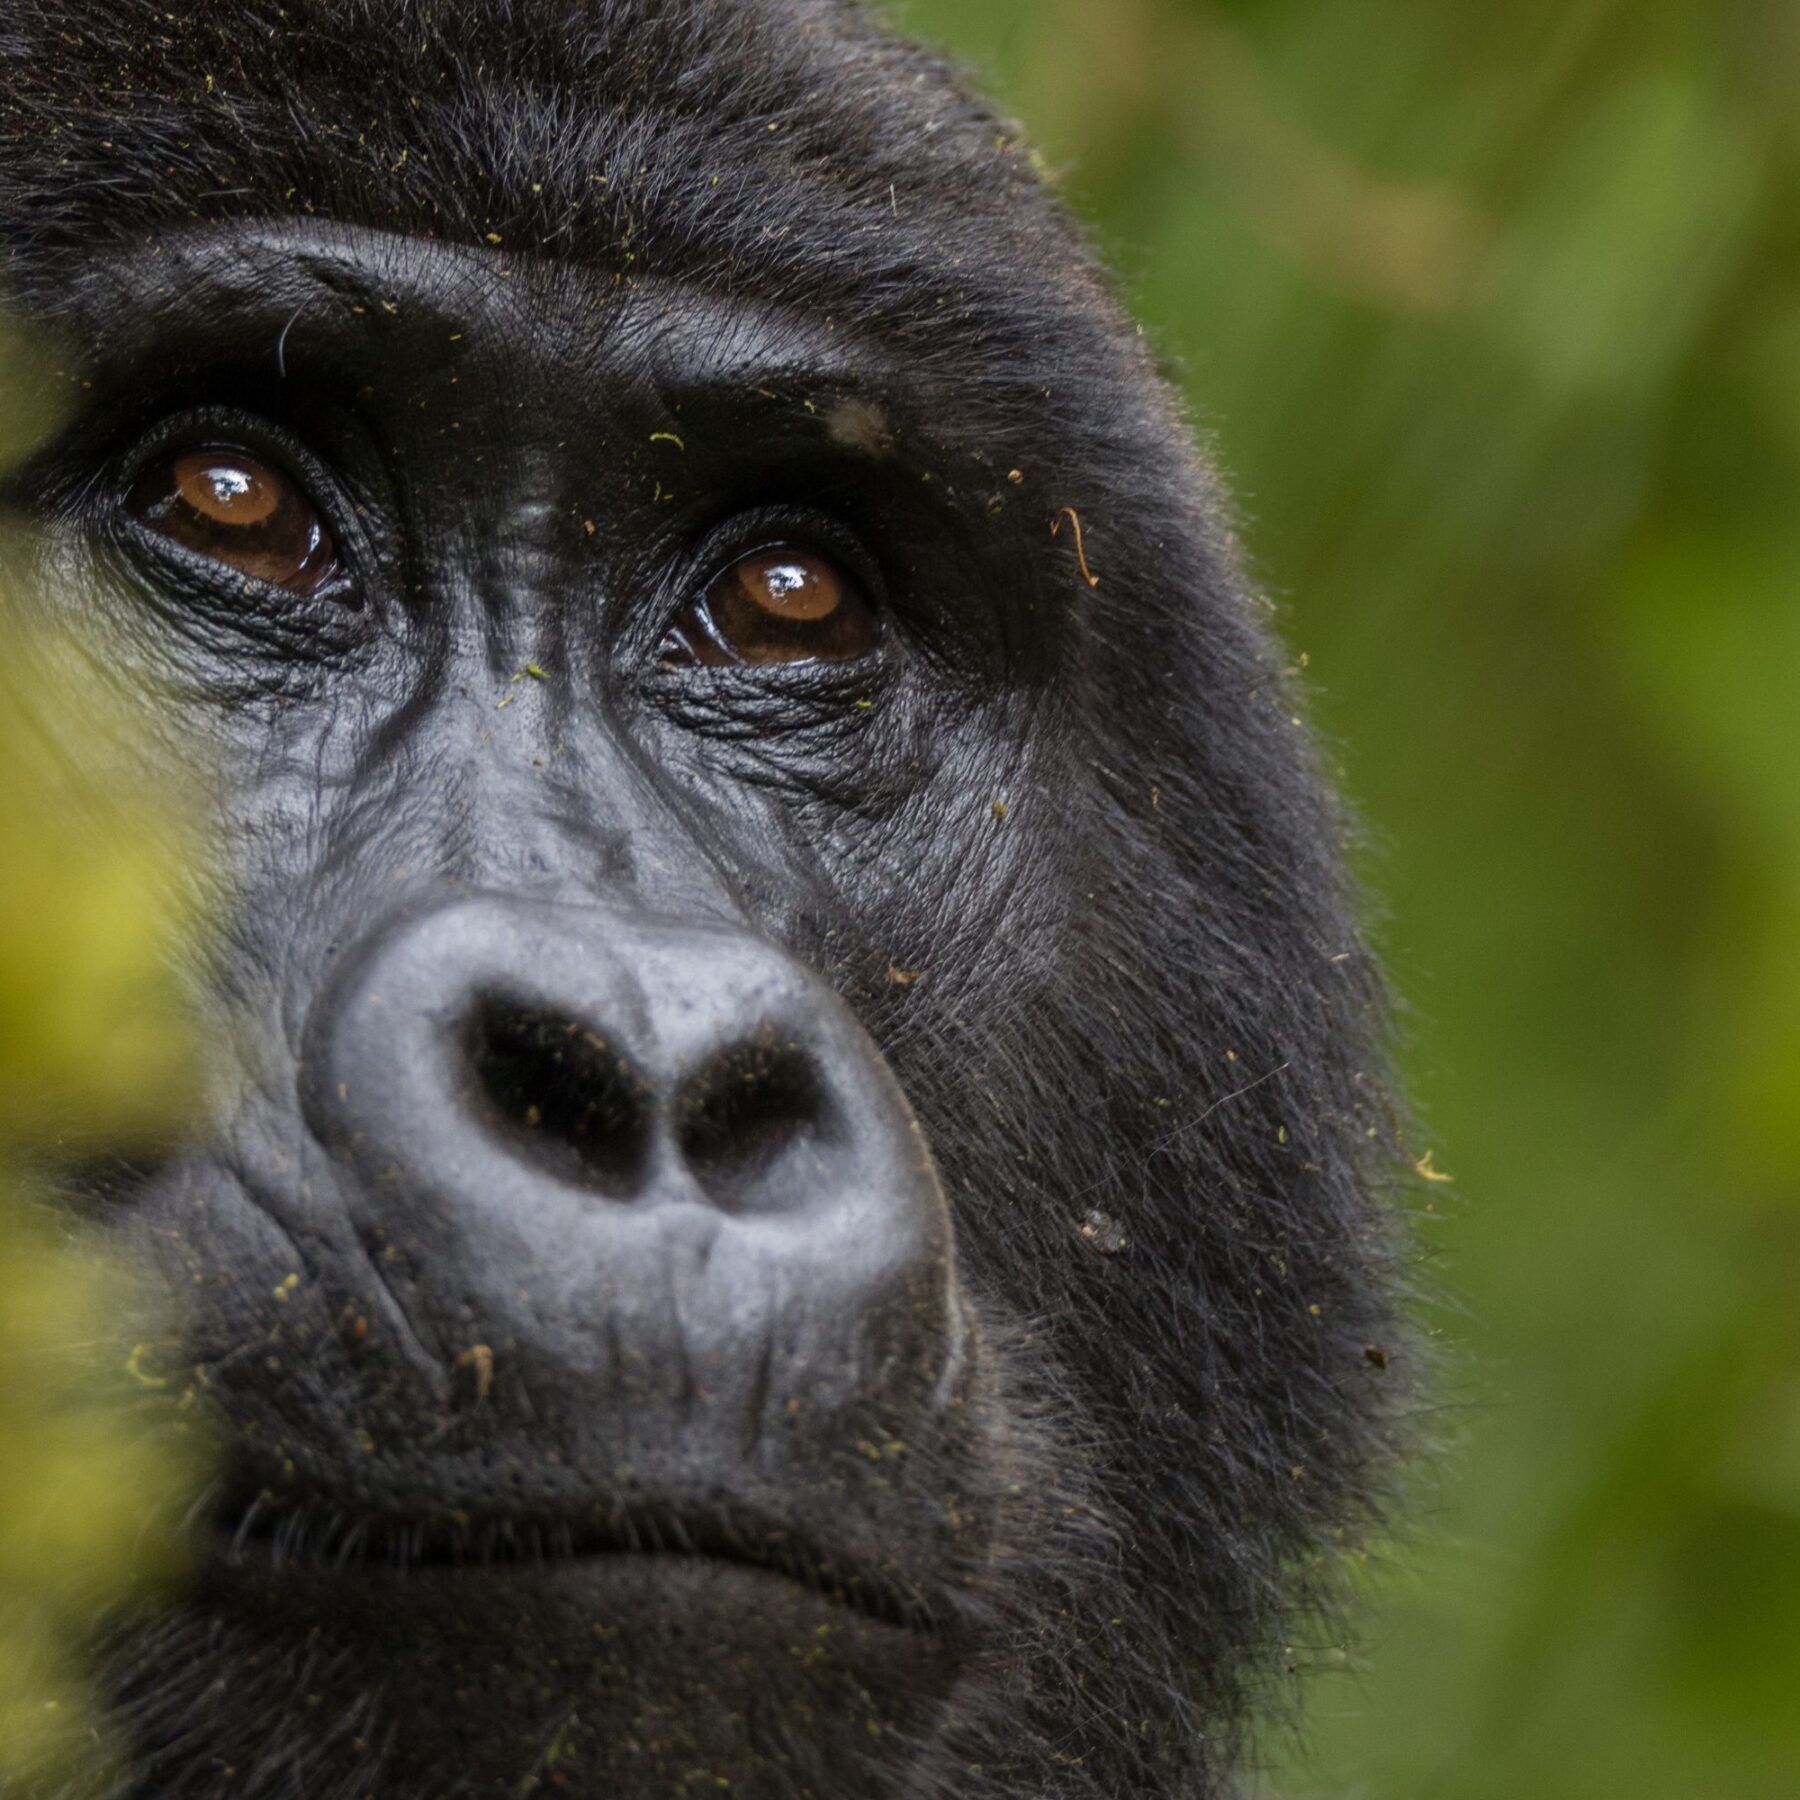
207 1486 948 1636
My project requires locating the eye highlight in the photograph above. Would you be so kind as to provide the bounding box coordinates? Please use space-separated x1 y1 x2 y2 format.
662 545 879 668
127 444 341 597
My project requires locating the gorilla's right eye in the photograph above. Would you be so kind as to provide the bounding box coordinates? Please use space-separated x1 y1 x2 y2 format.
127 444 341 597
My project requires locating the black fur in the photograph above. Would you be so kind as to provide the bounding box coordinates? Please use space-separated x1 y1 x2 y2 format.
0 4 1414 1797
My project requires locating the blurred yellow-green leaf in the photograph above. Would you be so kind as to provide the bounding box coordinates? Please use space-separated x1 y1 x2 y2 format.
0 821 200 1153
0 329 204 1788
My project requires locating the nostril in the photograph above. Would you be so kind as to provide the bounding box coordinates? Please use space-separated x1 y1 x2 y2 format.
677 1031 830 1207
463 995 651 1197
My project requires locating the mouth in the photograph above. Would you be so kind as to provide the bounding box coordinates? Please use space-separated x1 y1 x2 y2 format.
204 1488 948 1638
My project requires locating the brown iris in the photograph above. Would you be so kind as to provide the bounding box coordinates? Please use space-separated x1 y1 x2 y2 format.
664 546 878 667
128 445 340 596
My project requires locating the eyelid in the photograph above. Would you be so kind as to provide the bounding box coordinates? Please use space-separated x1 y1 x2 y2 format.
117 406 329 494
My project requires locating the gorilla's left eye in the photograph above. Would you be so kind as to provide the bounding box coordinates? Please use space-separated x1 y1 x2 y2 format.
127 444 341 597
661 545 879 668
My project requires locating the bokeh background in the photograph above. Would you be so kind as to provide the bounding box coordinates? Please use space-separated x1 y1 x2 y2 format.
887 0 1800 1794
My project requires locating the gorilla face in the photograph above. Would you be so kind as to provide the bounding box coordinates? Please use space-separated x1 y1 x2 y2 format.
0 4 1410 1797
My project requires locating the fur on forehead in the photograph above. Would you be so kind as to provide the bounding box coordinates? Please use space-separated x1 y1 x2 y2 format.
0 0 1079 315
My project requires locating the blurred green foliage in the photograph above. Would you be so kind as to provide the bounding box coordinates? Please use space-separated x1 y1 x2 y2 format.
890 0 1800 1794
0 349 202 1787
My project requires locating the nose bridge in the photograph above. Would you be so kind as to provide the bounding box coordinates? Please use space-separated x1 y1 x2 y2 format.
336 672 743 923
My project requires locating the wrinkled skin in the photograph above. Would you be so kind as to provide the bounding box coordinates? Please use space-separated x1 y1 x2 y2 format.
0 3 1412 1797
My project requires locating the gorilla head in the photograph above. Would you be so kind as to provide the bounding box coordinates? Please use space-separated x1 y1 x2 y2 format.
0 2 1412 1796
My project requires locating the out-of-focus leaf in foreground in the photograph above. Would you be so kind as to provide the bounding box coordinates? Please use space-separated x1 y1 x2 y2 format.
0 324 206 1791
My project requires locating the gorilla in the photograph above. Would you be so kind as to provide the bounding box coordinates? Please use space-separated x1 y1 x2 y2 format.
0 3 1412 1796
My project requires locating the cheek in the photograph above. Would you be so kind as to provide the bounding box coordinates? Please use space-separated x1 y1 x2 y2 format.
0 535 197 753
20 521 355 707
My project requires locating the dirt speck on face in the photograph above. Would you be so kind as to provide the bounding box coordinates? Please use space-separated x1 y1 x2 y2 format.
1078 1209 1128 1256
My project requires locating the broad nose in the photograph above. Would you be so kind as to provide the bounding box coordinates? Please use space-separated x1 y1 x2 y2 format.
300 897 956 1425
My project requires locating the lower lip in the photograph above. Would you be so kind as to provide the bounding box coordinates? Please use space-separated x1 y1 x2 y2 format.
200 1526 948 1643
196 1539 964 1723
